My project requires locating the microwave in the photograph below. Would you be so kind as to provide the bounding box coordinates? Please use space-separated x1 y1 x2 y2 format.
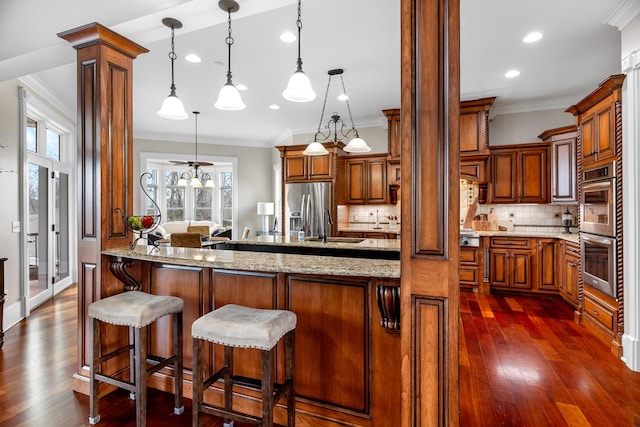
580 162 615 237
580 232 616 299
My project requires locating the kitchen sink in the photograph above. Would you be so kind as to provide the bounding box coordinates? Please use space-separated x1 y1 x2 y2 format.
305 237 365 243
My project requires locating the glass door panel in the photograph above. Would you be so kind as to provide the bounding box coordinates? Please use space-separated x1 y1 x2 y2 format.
28 161 50 306
53 172 70 284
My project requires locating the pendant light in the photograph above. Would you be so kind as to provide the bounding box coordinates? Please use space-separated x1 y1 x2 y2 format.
157 18 188 120
215 0 245 111
303 68 371 156
282 0 316 102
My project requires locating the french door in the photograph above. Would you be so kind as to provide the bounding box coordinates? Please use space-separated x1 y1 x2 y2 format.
26 154 72 310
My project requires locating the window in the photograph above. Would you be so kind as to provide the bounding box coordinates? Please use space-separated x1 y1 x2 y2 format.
142 157 236 234
46 128 61 161
220 171 232 228
26 117 37 152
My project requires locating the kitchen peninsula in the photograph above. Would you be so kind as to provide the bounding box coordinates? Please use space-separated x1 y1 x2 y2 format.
99 245 401 426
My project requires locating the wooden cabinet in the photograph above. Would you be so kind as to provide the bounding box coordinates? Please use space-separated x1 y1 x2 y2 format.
490 143 549 204
566 74 624 168
536 238 558 292
382 109 401 160
559 240 580 308
539 125 578 204
459 246 480 290
460 97 495 182
489 237 534 290
277 143 343 182
338 231 398 240
343 155 388 204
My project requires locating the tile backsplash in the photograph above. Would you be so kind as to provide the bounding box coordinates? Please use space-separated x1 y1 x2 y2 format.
338 204 401 224
461 180 578 232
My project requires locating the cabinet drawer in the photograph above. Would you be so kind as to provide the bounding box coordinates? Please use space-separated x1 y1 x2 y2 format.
459 267 479 287
490 237 532 249
584 297 614 331
459 247 479 266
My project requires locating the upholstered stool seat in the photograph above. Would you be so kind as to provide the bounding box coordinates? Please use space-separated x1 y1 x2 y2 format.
88 291 184 426
192 304 296 427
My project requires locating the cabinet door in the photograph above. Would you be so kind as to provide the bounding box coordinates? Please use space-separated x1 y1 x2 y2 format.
511 251 532 290
551 135 577 203
490 151 517 203
284 154 307 181
345 159 367 204
460 159 486 182
383 109 401 160
489 249 510 288
367 158 387 204
595 103 616 162
537 239 557 291
308 154 332 180
519 148 548 203
580 115 596 165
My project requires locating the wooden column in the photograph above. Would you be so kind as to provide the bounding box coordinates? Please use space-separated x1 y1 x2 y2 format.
400 0 460 425
58 23 148 393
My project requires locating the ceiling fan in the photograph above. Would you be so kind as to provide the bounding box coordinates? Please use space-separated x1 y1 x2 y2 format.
171 111 215 187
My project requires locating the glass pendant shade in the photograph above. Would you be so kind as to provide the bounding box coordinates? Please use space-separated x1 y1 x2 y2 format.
158 94 188 120
190 176 203 188
283 70 316 102
204 178 216 188
215 83 246 111
303 142 329 156
343 137 371 153
177 176 189 186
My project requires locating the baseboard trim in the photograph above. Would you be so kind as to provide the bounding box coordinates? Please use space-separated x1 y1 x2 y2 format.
622 333 640 372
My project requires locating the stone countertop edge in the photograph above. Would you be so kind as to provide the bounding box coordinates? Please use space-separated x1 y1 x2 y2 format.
475 230 580 243
228 237 400 251
338 223 401 234
102 246 400 279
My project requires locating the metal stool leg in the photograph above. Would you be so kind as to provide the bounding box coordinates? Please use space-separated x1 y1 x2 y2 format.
174 311 184 414
89 317 101 425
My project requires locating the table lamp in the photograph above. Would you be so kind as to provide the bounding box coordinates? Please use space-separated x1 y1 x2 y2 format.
257 202 275 234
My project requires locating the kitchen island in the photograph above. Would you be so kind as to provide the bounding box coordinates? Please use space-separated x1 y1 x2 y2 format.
93 246 401 426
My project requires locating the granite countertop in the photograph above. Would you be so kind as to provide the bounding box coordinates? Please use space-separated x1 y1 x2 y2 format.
475 230 580 243
229 235 400 252
103 246 400 279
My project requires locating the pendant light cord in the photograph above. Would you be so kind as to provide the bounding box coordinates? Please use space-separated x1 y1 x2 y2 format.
168 25 177 95
339 74 360 137
225 10 234 84
314 73 332 142
296 0 303 71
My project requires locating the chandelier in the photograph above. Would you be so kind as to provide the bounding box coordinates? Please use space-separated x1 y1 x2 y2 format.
171 111 215 188
303 68 371 156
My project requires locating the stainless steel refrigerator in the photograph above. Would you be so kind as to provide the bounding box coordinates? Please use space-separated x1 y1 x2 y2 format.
285 182 332 238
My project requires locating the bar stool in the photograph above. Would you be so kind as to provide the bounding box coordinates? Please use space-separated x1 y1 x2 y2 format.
191 304 296 427
88 291 185 426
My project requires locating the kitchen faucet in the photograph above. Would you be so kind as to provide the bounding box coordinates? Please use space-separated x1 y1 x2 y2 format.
321 209 333 243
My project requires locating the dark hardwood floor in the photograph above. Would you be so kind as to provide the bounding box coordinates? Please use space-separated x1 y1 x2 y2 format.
460 291 640 427
2 284 640 426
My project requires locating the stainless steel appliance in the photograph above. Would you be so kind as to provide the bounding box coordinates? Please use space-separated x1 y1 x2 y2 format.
580 161 615 237
580 233 616 299
285 182 332 238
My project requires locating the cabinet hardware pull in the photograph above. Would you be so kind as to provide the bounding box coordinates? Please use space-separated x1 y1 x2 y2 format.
591 309 599 315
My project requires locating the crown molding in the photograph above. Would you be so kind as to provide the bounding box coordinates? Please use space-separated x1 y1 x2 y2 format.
491 97 577 117
17 75 76 124
606 0 640 30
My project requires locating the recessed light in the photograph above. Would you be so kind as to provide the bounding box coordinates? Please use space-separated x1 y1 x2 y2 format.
212 60 224 67
523 31 543 43
505 70 520 78
338 93 349 101
280 31 296 43
269 104 280 110
185 54 202 63
236 84 247 91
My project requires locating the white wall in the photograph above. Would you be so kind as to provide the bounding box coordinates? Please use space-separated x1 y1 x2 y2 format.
133 138 275 238
489 108 576 146
622 12 640 58
0 79 22 323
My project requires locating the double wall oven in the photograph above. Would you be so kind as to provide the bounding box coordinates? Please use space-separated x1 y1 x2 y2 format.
580 161 616 299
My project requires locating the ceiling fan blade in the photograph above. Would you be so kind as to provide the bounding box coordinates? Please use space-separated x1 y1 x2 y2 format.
169 160 189 165
193 161 214 167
